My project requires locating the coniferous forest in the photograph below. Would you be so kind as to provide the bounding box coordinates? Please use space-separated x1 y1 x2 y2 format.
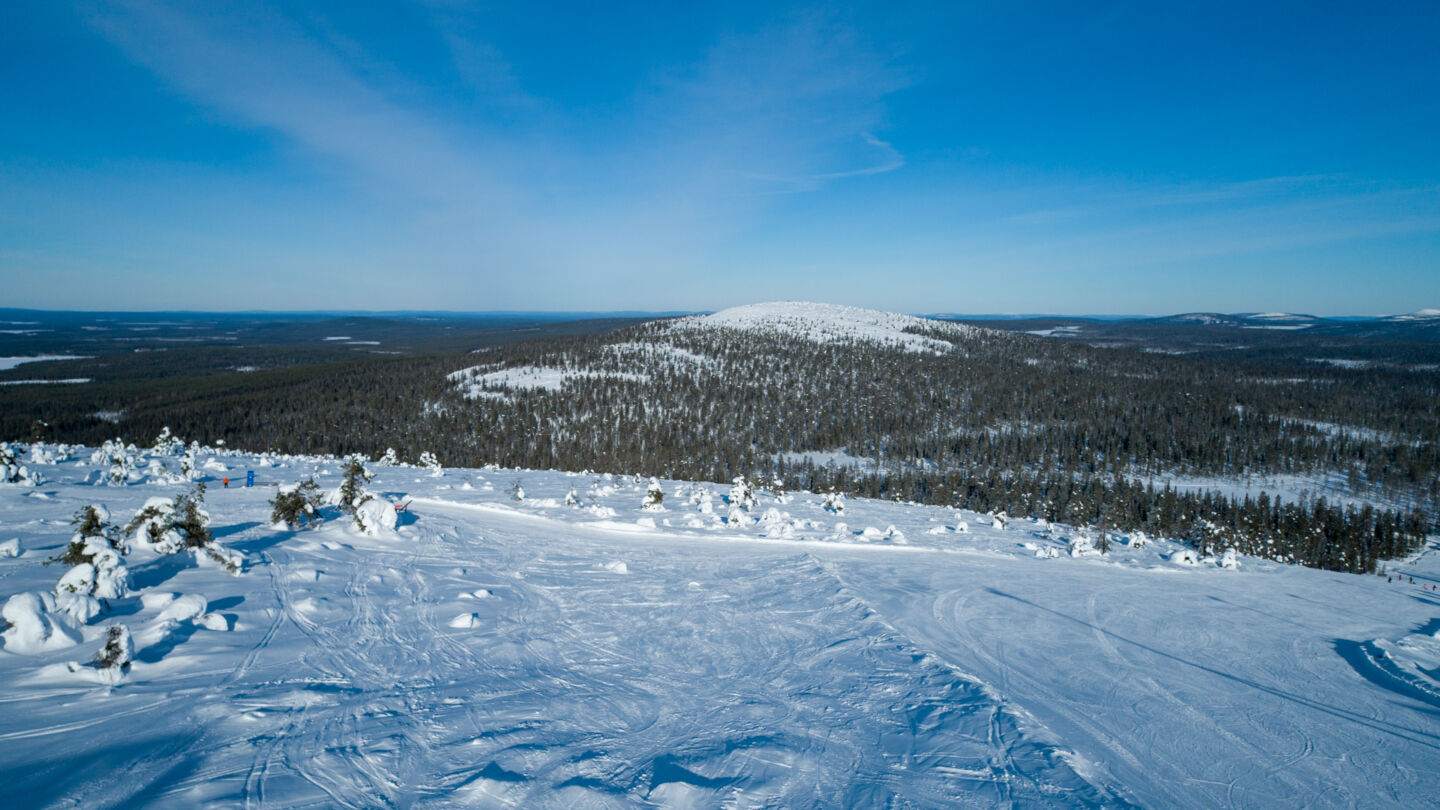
2 311 1437 574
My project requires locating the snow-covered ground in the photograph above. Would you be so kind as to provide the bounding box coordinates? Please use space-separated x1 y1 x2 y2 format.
0 356 91 371
2 445 1438 808
447 365 649 398
1123 469 1428 513
1026 325 1084 337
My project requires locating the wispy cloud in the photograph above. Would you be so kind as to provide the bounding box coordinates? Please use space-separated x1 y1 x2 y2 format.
76 1 909 307
633 12 910 196
85 0 511 205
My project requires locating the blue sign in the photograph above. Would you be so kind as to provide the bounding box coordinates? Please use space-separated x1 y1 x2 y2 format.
246 470 255 488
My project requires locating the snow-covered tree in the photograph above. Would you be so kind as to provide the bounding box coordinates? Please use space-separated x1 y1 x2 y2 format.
95 625 134 682
641 477 665 511
151 427 182 456
180 444 200 480
67 504 125 554
91 440 138 486
270 478 323 530
325 457 396 535
126 483 241 573
377 447 399 466
1 442 43 486
419 451 443 477
49 505 130 623
729 476 756 510
1068 530 1097 557
1219 548 1240 569
821 489 846 515
336 455 373 515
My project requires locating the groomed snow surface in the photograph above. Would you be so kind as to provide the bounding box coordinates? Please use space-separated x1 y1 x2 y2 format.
1 447 1438 808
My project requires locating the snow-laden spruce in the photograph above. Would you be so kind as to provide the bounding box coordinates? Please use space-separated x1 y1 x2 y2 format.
1 441 44 486
125 483 243 573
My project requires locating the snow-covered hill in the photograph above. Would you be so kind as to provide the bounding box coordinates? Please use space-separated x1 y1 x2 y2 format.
669 301 982 354
445 301 992 401
2 442 1439 807
1385 308 1440 322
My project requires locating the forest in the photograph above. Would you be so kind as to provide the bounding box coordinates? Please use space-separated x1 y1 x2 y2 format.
3 312 1437 574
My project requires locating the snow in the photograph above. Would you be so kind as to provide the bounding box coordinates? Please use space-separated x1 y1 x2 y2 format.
0 444 1437 806
1246 312 1314 321
0 355 90 371
0 378 92 385
1385 308 1440 322
1026 325 1084 337
670 301 979 354
605 341 715 368
1168 313 1227 324
1125 470 1389 511
777 448 876 470
448 364 650 398
353 497 399 535
2 592 82 653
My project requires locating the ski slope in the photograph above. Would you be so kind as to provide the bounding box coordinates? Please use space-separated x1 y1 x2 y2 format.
2 446 1438 808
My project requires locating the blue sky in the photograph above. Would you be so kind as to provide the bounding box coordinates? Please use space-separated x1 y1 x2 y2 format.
2 1 1437 314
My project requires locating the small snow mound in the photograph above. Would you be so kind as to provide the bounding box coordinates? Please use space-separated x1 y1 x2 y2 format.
1170 549 1201 566
141 592 178 610
198 613 232 631
354 498 399 535
670 301 979 354
2 592 82 654
157 594 208 623
0 538 21 557
448 613 482 629
459 588 493 600
601 561 629 574
1365 627 1440 702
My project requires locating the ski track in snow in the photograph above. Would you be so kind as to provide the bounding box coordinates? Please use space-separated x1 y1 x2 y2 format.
1 450 1439 808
